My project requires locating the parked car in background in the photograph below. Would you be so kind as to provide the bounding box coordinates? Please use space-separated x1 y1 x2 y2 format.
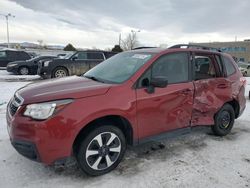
238 62 250 76
0 49 31 68
37 50 117 79
7 45 246 176
7 56 57 75
27 52 38 58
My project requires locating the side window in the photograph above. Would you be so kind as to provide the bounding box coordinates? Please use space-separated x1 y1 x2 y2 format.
87 52 104 60
138 52 189 88
0 51 7 59
16 52 24 60
223 56 236 76
73 52 87 60
152 53 189 84
21 52 30 59
7 51 16 61
194 55 216 80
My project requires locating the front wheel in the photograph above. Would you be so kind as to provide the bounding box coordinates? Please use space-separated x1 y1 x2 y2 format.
212 104 235 136
52 67 68 78
76 125 126 176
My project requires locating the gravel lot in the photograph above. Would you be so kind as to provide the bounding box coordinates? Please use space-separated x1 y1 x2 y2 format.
0 70 249 188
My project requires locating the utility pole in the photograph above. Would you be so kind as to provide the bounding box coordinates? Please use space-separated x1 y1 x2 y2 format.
0 13 15 48
130 30 140 50
118 33 121 46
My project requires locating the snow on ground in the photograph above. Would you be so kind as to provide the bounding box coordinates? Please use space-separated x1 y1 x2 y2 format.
0 70 41 82
0 73 250 188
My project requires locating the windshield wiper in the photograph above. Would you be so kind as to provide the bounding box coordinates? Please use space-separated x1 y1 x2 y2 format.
84 75 105 83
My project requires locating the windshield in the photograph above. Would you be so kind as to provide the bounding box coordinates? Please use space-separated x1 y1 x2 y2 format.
27 56 43 62
84 52 154 84
63 52 74 59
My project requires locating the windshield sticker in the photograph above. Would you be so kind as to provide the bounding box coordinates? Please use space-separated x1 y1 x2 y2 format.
132 54 151 59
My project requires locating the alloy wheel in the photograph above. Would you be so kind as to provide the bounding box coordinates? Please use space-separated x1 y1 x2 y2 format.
19 67 29 75
55 69 67 78
85 132 121 171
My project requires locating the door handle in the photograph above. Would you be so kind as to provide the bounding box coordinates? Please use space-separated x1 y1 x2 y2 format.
217 84 228 89
180 89 192 95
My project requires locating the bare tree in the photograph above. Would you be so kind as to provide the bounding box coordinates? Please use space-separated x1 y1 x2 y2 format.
121 32 139 51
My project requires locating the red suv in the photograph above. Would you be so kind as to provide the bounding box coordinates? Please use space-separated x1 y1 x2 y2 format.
6 45 246 176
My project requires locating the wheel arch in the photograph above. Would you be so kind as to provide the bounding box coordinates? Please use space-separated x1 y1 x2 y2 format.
227 99 240 118
72 115 134 155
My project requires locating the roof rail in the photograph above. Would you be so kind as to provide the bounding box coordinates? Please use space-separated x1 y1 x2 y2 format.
168 44 221 52
132 47 157 50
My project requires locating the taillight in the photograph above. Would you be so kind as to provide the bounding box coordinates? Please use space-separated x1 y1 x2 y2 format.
240 77 247 87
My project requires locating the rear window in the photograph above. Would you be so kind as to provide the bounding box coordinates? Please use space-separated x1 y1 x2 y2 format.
223 56 236 76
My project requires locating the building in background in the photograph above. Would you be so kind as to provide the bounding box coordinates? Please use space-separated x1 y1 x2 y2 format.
191 40 250 63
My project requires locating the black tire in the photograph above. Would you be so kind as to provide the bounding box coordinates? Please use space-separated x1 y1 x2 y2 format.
52 67 68 78
18 66 29 75
243 71 247 77
76 125 126 176
212 104 235 136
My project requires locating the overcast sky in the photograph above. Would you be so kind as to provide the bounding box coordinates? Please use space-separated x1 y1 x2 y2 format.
0 0 249 49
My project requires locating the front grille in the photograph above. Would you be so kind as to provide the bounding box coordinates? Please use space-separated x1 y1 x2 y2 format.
8 93 24 116
14 95 22 104
9 102 18 116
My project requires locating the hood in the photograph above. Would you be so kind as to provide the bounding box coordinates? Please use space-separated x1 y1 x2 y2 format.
7 60 26 65
17 76 112 105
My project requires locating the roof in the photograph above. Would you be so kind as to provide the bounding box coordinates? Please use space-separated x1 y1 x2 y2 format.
131 48 166 53
129 47 223 55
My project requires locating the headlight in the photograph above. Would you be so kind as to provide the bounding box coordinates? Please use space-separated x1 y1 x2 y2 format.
44 61 51 67
24 99 73 120
8 64 18 67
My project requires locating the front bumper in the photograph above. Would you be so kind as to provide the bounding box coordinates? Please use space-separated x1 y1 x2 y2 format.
6 104 76 165
11 140 40 161
6 66 18 73
37 67 51 79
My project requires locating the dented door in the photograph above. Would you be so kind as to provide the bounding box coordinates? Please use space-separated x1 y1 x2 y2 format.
191 53 232 126
191 78 232 126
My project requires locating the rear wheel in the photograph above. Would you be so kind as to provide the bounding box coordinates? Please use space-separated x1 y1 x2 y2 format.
243 71 247 77
76 125 126 176
212 104 235 136
52 67 68 78
18 66 29 75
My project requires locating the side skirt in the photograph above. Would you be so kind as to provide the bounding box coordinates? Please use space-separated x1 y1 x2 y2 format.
134 126 210 146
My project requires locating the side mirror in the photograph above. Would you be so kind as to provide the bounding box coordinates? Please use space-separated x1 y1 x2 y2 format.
150 76 168 88
72 56 77 61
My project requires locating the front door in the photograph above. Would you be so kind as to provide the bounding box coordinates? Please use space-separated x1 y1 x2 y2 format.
136 52 194 140
71 52 89 75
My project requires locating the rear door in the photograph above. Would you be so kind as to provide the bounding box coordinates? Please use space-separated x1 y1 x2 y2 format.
136 52 194 139
191 52 232 126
